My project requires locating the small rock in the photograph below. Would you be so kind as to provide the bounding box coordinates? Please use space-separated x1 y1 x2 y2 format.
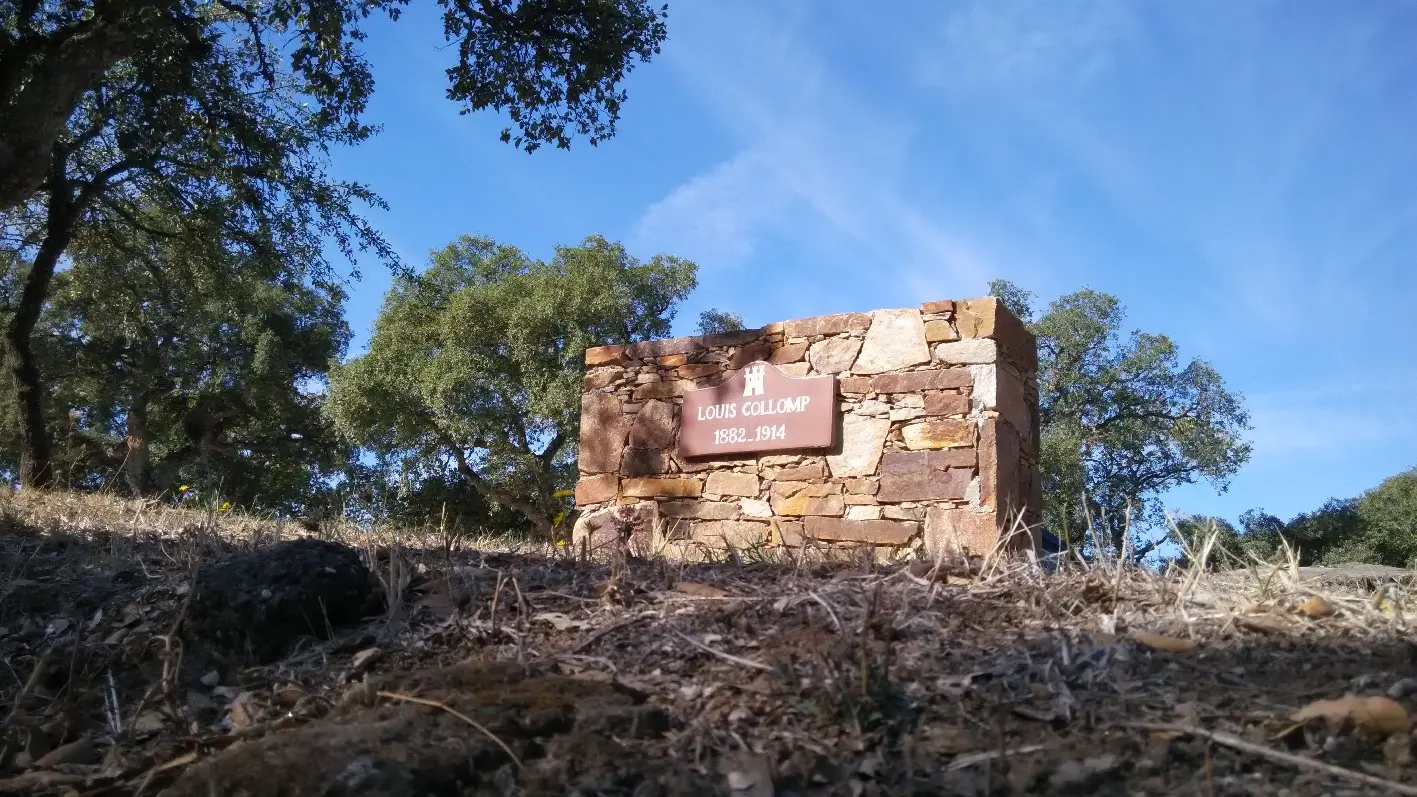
102 627 129 645
47 618 71 636
200 670 222 688
1389 678 1417 699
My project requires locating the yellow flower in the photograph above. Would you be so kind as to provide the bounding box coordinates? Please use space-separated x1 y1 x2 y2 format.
556 539 569 547
178 485 190 493
219 501 232 512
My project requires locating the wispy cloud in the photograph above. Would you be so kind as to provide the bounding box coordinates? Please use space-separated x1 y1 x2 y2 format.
630 0 1006 299
632 149 793 266
918 0 1138 96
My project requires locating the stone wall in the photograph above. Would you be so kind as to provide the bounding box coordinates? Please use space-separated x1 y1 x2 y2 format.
572 298 1040 561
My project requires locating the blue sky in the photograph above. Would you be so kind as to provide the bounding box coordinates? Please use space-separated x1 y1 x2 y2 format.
328 0 1417 527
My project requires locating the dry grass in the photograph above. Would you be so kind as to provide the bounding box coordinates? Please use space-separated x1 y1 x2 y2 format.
1 490 1414 796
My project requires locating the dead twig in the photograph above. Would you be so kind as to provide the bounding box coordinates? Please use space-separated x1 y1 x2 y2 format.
566 613 650 655
807 591 843 633
671 630 773 673
1 645 52 730
376 691 523 772
1127 722 1417 796
947 744 1049 772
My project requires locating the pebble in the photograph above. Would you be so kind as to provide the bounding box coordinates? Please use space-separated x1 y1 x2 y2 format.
200 670 222 687
1388 678 1417 699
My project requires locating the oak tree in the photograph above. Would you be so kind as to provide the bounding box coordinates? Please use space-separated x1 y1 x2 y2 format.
3 201 353 513
326 234 696 537
990 279 1253 560
1 0 670 488
0 0 671 212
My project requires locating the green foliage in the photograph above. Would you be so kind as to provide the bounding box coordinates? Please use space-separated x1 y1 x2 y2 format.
0 2 392 487
365 470 526 538
697 308 745 336
989 280 1253 559
0 0 671 212
1239 500 1361 566
327 234 697 537
1348 469 1417 567
2 0 673 489
0 202 354 514
1190 472 1416 570
1168 515 1248 569
986 278 1035 324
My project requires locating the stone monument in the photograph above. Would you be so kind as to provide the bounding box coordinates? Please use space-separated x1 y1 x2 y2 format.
572 298 1040 561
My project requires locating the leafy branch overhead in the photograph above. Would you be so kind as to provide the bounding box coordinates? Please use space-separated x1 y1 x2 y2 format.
326 234 697 537
0 0 670 212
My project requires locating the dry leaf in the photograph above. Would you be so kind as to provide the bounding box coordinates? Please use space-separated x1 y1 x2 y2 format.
676 581 729 598
1291 694 1411 736
34 736 97 768
1298 596 1336 618
350 648 381 670
1128 630 1198 653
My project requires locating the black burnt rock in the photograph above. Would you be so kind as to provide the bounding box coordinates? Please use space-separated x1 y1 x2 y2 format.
186 538 377 663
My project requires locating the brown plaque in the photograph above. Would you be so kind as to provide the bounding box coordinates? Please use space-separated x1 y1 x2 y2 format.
679 361 837 458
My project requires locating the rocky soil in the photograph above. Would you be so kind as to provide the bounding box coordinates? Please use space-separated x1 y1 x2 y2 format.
2 499 1416 796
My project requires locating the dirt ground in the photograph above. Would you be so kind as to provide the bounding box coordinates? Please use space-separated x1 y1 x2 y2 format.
2 495 1416 796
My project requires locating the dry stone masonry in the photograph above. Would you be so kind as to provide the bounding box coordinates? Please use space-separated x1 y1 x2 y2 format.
572 298 1041 561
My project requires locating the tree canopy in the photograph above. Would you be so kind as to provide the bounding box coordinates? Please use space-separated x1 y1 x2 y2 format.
0 0 671 212
326 234 696 537
990 279 1253 560
3 0 672 490
696 308 744 336
1211 469 1417 569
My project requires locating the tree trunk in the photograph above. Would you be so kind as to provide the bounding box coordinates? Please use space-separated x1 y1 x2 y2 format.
0 2 170 212
5 159 79 488
449 448 553 538
123 395 152 496
3 328 53 488
5 243 65 488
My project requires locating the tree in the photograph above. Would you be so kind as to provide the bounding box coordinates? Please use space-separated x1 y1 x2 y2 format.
2 0 672 489
1168 515 1247 570
696 308 744 335
1 10 394 488
1351 468 1417 567
326 234 697 538
1212 471 1417 569
1243 499 1361 566
2 201 354 513
989 279 1252 559
0 0 671 213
